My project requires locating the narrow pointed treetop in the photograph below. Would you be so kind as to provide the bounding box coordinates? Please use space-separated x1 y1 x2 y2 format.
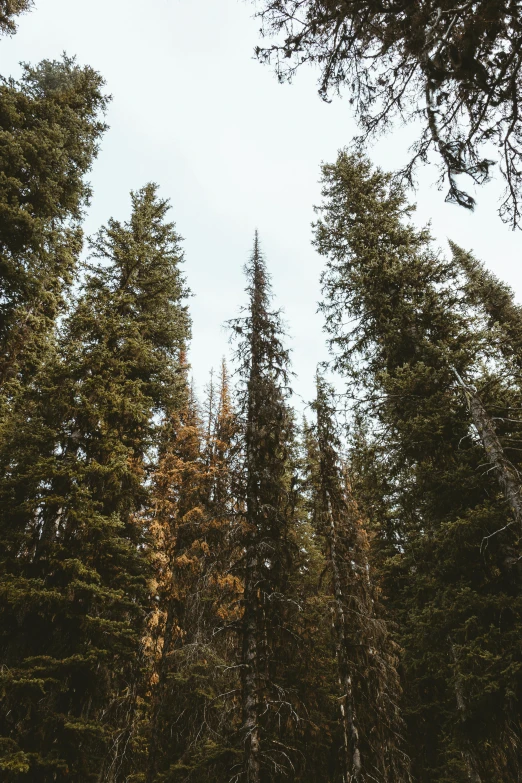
451 241 522 365
232 231 291 391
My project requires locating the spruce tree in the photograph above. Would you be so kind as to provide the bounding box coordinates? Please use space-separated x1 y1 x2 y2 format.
314 151 522 782
0 185 190 782
305 374 410 783
451 242 522 368
230 233 297 782
0 56 108 403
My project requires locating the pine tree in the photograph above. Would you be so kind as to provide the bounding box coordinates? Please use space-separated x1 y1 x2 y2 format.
0 185 190 782
451 242 522 368
230 233 298 782
305 374 410 783
314 151 522 782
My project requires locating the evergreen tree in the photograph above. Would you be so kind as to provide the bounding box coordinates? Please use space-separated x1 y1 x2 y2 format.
305 374 410 783
0 56 108 404
451 242 522 368
145 361 242 782
278 461 339 783
230 233 297 782
314 151 522 782
0 185 190 782
451 245 522 534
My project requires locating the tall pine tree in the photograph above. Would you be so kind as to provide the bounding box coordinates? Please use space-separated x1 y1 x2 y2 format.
314 151 522 783
230 233 297 782
0 185 190 782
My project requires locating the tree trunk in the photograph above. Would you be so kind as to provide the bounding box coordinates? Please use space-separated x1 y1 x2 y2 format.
451 642 482 783
453 369 522 531
327 495 362 782
241 537 261 783
147 599 177 783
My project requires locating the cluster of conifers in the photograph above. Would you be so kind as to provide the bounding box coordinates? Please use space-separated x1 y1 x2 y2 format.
1 6 522 783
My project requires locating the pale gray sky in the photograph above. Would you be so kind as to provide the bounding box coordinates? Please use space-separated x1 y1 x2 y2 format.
3 0 521 406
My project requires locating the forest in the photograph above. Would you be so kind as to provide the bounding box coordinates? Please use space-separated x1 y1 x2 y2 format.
1 1 522 782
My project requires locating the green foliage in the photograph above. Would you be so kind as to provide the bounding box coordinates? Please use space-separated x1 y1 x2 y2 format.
0 186 190 781
314 150 522 782
1 7 522 776
305 375 411 782
0 56 108 407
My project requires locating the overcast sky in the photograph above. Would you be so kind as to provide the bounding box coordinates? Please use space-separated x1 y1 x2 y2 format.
3 0 521 407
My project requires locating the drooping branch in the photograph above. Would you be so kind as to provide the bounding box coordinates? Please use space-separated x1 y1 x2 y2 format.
254 0 522 226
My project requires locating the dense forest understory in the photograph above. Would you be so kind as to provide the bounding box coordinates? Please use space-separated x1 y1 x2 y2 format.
1 2 522 782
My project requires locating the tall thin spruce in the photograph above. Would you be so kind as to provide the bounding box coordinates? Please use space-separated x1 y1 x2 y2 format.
230 233 293 782
307 374 410 783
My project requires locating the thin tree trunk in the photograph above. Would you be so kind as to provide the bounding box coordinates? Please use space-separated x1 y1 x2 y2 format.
327 495 362 782
32 436 82 563
241 538 261 783
453 368 522 530
451 642 483 783
147 600 177 783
